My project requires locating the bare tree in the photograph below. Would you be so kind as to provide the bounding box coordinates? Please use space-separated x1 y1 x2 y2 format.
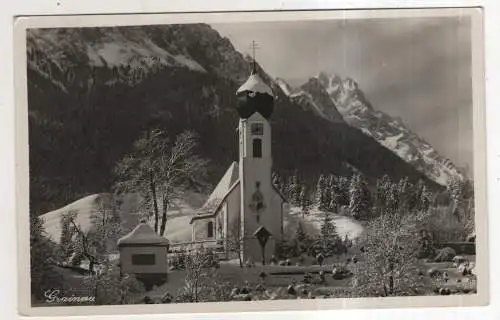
183 247 212 302
67 212 99 274
64 198 121 274
351 210 429 297
114 130 209 236
226 220 244 268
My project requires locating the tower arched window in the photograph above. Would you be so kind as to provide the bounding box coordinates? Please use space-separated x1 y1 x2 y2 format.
207 221 214 238
253 138 262 158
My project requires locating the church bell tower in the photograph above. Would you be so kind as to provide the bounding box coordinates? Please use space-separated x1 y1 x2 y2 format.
235 57 278 263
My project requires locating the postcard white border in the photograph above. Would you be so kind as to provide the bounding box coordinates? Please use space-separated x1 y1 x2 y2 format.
13 7 488 317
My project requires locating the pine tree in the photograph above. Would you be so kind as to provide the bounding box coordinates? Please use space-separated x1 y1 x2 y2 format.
59 212 75 261
418 184 432 213
385 183 400 215
324 174 335 210
315 174 327 209
336 176 350 208
31 215 63 301
349 174 372 220
319 212 340 257
374 175 392 216
408 179 424 212
294 222 310 256
299 184 312 218
286 174 300 206
397 177 413 213
329 186 338 213
447 176 465 221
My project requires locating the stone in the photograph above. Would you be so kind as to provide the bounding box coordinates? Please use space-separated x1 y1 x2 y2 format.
161 293 174 303
255 283 266 292
452 255 468 267
439 288 451 295
287 284 297 295
240 286 251 294
458 263 471 276
232 293 252 301
231 288 240 296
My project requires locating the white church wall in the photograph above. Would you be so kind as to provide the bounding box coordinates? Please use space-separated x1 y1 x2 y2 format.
192 218 216 241
238 112 283 264
225 184 241 236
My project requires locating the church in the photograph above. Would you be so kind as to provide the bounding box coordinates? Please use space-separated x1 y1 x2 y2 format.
189 64 287 264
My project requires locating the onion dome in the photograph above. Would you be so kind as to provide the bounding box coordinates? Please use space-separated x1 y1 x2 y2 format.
236 67 274 119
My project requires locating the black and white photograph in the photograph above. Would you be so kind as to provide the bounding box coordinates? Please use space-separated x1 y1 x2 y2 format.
15 7 487 316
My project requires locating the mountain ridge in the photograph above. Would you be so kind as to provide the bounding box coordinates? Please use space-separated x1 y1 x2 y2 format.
27 24 437 215
280 73 466 186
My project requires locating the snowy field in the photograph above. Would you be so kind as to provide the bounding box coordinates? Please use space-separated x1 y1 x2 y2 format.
285 205 364 241
40 193 364 245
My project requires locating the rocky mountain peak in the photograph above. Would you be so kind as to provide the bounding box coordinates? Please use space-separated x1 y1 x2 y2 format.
295 72 465 186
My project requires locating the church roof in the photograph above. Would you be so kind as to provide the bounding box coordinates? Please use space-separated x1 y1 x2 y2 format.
117 221 170 246
203 161 239 208
236 73 273 96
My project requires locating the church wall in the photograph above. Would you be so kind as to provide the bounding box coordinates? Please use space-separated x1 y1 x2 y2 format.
238 112 283 264
225 184 241 237
192 218 215 241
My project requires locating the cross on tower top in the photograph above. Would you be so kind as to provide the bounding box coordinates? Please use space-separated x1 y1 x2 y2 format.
249 40 260 75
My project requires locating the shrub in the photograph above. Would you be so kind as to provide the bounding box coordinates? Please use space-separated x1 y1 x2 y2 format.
170 252 187 270
433 247 456 262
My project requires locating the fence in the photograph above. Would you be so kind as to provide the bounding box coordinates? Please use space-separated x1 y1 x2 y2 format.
169 239 224 253
436 242 476 255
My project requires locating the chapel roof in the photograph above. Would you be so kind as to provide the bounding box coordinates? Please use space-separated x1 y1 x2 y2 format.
202 161 239 209
117 220 170 246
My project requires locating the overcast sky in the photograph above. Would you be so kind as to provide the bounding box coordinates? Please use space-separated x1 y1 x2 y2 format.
212 16 473 172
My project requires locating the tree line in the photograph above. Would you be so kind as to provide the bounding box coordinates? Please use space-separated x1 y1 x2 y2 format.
273 170 474 225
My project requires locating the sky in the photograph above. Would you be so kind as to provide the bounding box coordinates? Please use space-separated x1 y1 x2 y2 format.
211 16 474 172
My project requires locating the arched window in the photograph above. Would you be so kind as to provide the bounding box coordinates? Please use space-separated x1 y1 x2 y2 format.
253 138 262 158
207 221 214 238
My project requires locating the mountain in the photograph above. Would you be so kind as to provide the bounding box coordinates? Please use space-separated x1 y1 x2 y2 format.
283 77 344 123
27 24 435 216
287 72 465 186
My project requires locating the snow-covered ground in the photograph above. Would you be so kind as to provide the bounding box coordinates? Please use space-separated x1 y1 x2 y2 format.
285 205 364 241
40 192 200 244
41 195 364 247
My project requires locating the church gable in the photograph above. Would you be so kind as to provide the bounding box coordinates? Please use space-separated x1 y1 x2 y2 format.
203 162 239 209
190 162 240 224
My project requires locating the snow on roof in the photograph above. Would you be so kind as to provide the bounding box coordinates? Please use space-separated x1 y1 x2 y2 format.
236 73 273 96
203 162 239 208
117 221 170 246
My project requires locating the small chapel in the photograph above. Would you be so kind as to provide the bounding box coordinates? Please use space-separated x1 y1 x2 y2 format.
189 62 287 264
